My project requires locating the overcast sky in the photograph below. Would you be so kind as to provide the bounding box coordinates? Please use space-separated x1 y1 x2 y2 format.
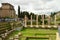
0 0 60 15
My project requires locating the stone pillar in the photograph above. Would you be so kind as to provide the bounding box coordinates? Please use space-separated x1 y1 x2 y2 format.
58 26 60 36
36 15 38 27
48 16 51 28
11 23 14 29
31 15 33 27
24 15 27 27
1 34 5 38
54 15 57 28
5 33 8 37
14 35 19 40
49 35 51 40
0 38 2 40
42 15 44 27
18 33 21 37
56 32 60 40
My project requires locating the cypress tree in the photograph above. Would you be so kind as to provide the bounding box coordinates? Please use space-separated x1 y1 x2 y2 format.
18 6 20 18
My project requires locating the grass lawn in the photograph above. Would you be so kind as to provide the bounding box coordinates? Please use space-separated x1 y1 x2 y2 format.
6 28 57 40
20 28 57 40
27 38 49 40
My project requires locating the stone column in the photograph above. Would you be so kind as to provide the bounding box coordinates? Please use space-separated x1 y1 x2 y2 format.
48 16 51 28
11 23 13 29
18 32 21 37
56 32 60 40
5 33 8 37
24 15 27 27
42 15 44 28
1 34 5 38
58 26 60 36
54 15 57 28
5 30 8 36
14 35 19 40
0 38 2 40
36 15 38 27
49 35 51 40
31 15 33 27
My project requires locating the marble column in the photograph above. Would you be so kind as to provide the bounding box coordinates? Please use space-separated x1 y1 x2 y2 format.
11 23 14 29
48 16 51 28
54 15 57 28
31 15 33 27
1 34 5 38
56 32 60 40
36 15 38 27
42 15 44 27
0 38 2 40
24 15 27 27
5 30 8 37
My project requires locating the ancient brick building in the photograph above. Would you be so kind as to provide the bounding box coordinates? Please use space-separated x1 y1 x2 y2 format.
0 3 16 18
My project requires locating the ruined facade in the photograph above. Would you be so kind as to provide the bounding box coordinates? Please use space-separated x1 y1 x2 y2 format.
0 3 16 18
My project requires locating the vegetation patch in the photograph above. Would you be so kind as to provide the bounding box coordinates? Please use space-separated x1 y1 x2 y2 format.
26 36 49 40
20 28 57 40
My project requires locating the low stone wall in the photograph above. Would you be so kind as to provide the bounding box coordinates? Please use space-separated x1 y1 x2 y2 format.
9 32 21 40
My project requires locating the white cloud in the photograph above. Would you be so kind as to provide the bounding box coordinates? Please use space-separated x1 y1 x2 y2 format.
0 0 60 15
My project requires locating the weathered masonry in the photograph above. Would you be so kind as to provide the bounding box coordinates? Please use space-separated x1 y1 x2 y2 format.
0 3 16 18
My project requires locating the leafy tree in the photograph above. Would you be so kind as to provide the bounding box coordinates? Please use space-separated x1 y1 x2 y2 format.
50 12 57 17
50 12 53 17
38 15 41 22
22 11 30 19
29 12 36 20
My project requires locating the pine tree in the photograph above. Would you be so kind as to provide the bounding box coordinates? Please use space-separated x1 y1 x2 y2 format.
18 6 20 18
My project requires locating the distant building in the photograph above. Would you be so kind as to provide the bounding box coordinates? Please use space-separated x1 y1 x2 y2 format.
56 11 60 17
55 11 60 24
0 3 16 18
53 11 60 20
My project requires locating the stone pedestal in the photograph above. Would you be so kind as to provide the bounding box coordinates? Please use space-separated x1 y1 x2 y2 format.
18 32 21 36
42 25 44 28
53 25 57 28
48 25 51 28
14 35 19 40
9 37 13 40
